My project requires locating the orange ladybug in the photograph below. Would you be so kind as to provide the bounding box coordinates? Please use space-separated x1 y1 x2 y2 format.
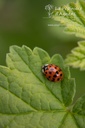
42 64 63 82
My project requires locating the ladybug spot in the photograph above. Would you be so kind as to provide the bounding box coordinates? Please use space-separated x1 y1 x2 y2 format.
49 72 52 74
49 65 52 67
60 74 62 76
48 76 51 78
55 66 58 69
53 75 56 78
57 78 60 81
56 71 59 74
45 72 47 74
52 78 55 81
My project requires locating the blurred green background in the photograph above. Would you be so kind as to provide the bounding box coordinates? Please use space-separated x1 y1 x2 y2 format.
0 0 85 102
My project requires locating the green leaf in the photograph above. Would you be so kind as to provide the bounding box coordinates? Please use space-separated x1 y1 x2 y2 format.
72 95 85 128
65 41 85 70
0 45 81 128
52 0 85 38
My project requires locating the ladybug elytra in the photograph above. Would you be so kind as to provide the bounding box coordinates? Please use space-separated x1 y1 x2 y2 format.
42 64 63 82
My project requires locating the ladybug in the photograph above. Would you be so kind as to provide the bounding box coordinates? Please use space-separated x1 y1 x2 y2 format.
42 64 63 82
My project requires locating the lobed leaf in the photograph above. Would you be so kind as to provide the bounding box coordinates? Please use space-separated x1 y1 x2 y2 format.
65 41 85 70
0 45 84 128
52 0 85 38
72 95 85 128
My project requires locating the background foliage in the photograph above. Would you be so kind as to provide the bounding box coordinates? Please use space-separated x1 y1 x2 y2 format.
0 0 85 101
